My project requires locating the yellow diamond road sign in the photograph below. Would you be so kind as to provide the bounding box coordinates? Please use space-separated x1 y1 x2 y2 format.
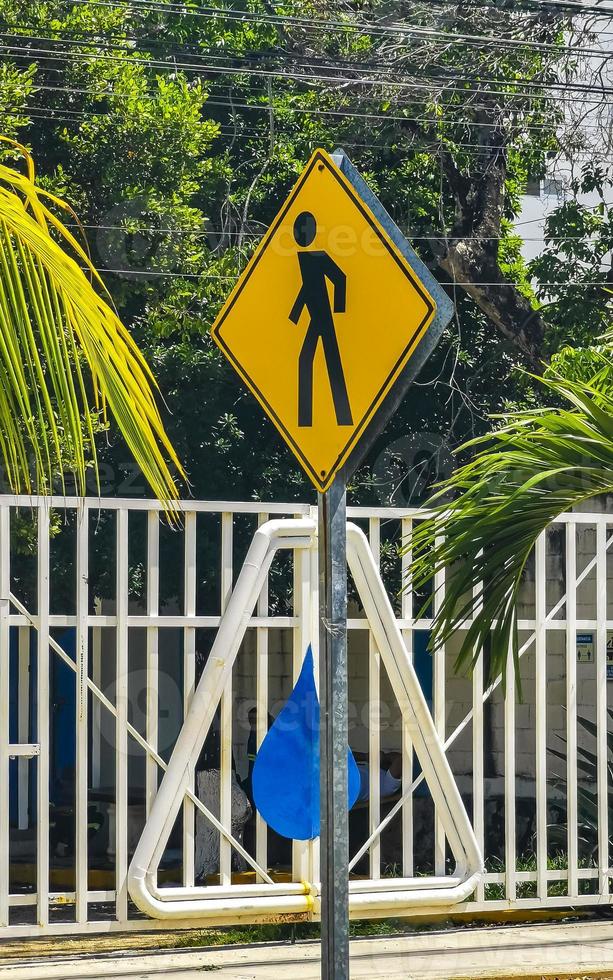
211 148 447 492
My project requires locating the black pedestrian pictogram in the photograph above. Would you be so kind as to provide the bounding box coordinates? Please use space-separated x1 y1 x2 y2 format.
289 211 353 427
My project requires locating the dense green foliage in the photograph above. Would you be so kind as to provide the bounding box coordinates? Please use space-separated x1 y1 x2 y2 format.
3 0 612 507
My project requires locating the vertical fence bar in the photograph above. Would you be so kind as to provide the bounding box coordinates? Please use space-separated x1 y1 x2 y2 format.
220 512 233 885
471 559 485 903
115 509 129 922
368 517 381 880
75 505 89 923
566 519 578 898
504 650 517 903
37 504 50 927
309 505 320 886
433 531 446 877
400 517 413 878
472 651 485 904
17 625 29 831
596 520 609 897
146 511 159 819
255 512 269 879
535 531 547 900
183 511 197 887
0 507 10 926
91 613 102 790
293 517 311 882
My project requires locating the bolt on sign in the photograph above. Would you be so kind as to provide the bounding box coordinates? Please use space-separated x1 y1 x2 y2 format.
211 148 454 491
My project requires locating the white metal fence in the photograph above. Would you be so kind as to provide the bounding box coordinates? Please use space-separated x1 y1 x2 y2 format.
0 494 612 937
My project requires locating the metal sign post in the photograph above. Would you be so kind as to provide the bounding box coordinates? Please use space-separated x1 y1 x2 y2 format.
318 476 349 980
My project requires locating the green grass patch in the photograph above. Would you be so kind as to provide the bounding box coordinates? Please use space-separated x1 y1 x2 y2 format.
170 918 407 949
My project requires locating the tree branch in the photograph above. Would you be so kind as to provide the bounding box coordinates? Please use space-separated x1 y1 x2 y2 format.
436 131 546 369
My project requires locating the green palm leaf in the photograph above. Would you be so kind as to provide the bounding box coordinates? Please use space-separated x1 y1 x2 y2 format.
408 349 613 684
0 139 183 505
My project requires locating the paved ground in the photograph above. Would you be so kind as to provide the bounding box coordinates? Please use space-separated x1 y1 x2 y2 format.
2 921 613 980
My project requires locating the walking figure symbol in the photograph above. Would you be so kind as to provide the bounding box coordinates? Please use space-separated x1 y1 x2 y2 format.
289 211 353 427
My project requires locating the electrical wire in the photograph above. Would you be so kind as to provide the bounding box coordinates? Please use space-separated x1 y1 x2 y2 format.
60 221 613 241
32 0 613 22
418 0 613 15
14 83 612 152
7 14 613 130
15 68 599 132
7 26 612 128
3 107 553 152
8 105 489 155
12 84 565 131
50 0 613 59
5 6 611 305
85 265 613 286
17 105 428 153
7 8 613 216
19 104 613 175
8 47 611 134
32 0 613 19
8 28 613 108
17 81 613 159
13 99 608 144
10 15 613 103
1 119 602 280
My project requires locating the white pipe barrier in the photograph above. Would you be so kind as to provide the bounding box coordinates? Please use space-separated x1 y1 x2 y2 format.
128 518 482 922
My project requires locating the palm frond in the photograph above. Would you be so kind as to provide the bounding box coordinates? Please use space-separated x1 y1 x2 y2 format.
0 139 183 506
408 354 613 684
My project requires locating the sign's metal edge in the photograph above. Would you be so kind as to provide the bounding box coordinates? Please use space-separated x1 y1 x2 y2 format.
331 148 454 336
331 148 454 483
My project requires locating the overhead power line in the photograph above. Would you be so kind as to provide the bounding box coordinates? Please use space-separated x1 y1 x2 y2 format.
9 106 545 150
35 0 613 22
87 265 613 287
434 0 613 14
10 11 613 98
9 76 573 128
58 0 613 58
8 45 613 134
22 74 613 131
17 98 613 178
16 102 612 224
16 103 612 155
20 102 613 167
9 95 576 137
8 27 613 105
30 0 613 19
62 221 613 242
